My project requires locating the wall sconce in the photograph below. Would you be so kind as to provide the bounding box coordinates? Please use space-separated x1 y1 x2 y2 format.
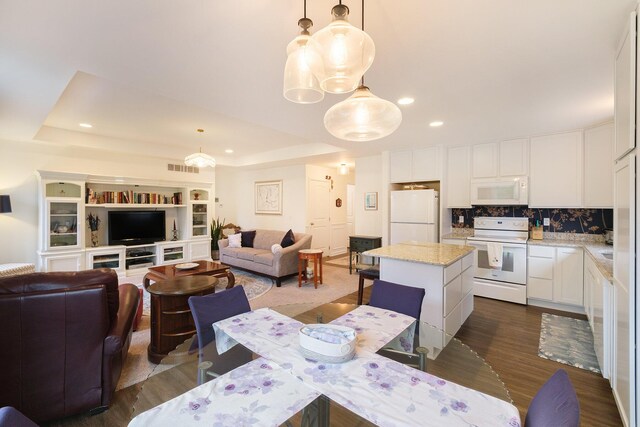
325 175 334 190
0 195 12 213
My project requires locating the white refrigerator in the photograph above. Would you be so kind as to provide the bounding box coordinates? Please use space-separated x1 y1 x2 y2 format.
390 189 439 244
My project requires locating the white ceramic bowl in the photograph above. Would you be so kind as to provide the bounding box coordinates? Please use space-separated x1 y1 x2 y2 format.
299 324 356 363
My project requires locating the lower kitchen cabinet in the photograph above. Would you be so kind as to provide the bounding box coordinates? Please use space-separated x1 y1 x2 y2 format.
527 245 584 309
584 253 613 379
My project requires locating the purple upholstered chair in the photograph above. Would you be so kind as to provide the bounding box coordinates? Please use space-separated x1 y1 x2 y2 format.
525 369 580 427
369 279 425 319
188 286 253 384
0 407 38 427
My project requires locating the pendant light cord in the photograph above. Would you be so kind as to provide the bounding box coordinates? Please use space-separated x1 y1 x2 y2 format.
304 0 306 18
360 0 366 87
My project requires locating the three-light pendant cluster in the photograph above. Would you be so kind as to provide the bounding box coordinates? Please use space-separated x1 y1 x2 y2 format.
283 0 402 141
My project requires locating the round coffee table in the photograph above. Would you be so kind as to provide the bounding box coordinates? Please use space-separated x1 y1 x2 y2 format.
146 275 218 363
298 249 323 288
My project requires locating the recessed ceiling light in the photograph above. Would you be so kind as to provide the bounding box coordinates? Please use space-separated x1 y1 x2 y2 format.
429 121 444 127
225 149 234 154
397 97 414 105
79 123 92 128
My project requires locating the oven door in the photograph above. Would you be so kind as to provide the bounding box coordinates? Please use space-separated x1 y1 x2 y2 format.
466 240 527 285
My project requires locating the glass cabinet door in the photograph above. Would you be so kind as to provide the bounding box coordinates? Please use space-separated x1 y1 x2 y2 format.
45 182 82 249
192 203 208 237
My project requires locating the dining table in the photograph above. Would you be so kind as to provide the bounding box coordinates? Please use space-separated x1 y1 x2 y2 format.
128 302 521 426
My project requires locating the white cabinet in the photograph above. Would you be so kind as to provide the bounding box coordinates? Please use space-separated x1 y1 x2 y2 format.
441 238 466 246
40 180 84 251
527 245 584 308
472 143 498 178
499 139 529 177
189 188 210 239
389 147 441 183
584 123 614 207
529 131 583 207
614 11 636 161
470 139 528 179
157 241 188 264
446 146 471 208
584 253 613 379
85 246 125 273
39 250 84 272
189 240 212 261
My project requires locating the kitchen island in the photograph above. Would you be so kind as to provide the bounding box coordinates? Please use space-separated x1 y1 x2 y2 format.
364 241 475 338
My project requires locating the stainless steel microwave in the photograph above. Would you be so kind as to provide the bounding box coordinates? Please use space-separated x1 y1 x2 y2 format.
470 177 528 205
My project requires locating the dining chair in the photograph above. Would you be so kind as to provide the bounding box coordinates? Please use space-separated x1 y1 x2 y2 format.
188 286 253 384
0 406 38 427
369 279 428 370
369 279 425 318
525 369 580 427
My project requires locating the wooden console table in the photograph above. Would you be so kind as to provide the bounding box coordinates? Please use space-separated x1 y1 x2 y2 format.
146 275 217 363
348 235 382 274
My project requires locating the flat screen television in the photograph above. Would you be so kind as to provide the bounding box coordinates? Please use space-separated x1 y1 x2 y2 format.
108 210 166 246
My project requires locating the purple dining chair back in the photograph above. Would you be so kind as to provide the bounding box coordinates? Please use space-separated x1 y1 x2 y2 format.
188 286 251 349
0 407 38 427
525 369 580 427
369 279 425 319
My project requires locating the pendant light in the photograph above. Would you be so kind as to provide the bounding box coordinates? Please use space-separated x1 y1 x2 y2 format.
283 0 324 103
185 129 216 168
306 1 375 94
324 0 401 141
184 148 216 168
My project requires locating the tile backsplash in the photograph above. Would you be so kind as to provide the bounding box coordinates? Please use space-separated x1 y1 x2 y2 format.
451 206 613 234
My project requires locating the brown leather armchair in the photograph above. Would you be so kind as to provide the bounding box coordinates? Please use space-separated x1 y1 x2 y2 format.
0 269 139 423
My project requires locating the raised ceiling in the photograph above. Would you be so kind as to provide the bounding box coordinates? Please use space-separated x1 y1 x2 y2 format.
0 0 634 168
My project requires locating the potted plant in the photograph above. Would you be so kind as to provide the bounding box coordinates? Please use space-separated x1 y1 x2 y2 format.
210 217 225 260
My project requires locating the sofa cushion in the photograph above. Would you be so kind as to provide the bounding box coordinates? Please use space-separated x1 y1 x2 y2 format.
223 247 241 258
281 229 295 248
241 230 256 247
253 229 288 250
254 252 275 266
228 233 241 248
236 248 265 261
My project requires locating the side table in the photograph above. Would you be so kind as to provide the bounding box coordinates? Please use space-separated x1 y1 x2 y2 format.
298 249 323 289
147 275 218 363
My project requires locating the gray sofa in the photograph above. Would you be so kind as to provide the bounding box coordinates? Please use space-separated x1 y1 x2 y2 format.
219 229 312 286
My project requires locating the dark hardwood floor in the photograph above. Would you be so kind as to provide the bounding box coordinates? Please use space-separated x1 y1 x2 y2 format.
48 267 623 426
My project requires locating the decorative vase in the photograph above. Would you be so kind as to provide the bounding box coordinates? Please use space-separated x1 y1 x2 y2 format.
211 249 219 260
91 230 99 247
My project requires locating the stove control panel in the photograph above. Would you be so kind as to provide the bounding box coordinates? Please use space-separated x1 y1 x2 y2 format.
473 217 529 232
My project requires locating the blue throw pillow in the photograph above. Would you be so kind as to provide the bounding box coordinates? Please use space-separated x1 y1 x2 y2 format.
241 230 256 247
281 229 295 248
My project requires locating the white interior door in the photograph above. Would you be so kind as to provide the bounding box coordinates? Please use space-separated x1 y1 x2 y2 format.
346 184 355 242
307 179 331 254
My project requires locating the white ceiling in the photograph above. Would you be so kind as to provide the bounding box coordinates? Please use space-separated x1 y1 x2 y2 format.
0 0 634 168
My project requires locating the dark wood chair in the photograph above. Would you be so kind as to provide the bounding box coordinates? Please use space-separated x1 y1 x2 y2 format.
357 265 380 305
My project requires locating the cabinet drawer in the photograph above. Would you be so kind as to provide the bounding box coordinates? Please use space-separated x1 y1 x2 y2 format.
444 300 463 337
444 260 462 284
462 265 474 295
349 237 381 252
528 257 554 280
529 245 555 258
444 275 462 316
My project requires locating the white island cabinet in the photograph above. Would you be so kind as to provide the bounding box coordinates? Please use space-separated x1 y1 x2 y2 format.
364 242 475 337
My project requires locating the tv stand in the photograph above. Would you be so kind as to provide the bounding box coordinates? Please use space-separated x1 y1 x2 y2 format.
36 171 213 274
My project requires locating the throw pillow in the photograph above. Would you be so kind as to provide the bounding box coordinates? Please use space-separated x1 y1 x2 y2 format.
241 230 257 247
271 244 283 254
228 233 242 248
281 229 295 248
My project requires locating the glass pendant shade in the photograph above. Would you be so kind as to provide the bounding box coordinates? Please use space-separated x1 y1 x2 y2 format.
283 33 324 103
184 151 216 168
307 5 375 94
324 86 402 141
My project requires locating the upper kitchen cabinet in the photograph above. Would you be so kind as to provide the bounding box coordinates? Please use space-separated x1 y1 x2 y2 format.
446 146 471 208
529 131 583 208
471 139 528 179
614 11 636 161
584 122 614 208
499 139 529 176
389 147 441 183
471 143 498 178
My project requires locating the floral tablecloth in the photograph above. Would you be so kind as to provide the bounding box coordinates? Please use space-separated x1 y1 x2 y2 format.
129 306 521 427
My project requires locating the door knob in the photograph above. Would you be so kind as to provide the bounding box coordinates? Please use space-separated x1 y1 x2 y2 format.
310 222 314 226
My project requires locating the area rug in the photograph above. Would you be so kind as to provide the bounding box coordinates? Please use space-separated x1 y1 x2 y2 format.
538 313 601 374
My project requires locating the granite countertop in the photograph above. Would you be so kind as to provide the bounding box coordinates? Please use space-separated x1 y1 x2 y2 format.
528 238 613 282
363 242 475 266
440 232 469 241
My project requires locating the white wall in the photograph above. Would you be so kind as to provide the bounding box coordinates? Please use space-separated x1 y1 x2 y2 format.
354 155 383 238
214 164 307 232
0 139 215 264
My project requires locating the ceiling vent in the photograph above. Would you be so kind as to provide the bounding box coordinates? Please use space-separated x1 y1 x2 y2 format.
168 163 200 174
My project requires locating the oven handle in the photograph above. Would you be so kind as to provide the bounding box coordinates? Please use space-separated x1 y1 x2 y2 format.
466 241 527 250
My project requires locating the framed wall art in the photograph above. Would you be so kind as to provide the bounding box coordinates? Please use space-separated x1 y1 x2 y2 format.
255 180 282 215
364 192 378 210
